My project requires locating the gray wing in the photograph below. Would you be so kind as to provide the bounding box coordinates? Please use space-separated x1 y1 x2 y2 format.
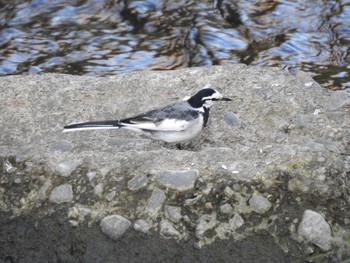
120 101 200 125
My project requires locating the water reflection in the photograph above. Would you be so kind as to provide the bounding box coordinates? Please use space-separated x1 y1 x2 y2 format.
0 0 349 89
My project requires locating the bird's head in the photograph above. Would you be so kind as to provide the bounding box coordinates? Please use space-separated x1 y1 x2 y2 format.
187 88 231 109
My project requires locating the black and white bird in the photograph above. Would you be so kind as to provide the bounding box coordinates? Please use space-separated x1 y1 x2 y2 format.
63 88 231 144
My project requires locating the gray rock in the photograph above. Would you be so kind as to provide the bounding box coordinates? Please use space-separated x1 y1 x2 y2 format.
220 203 233 215
249 194 271 214
105 190 116 201
86 171 97 182
51 140 74 152
223 186 234 197
100 215 131 240
164 205 182 223
3 160 16 173
184 194 202 206
55 160 78 177
224 112 241 127
229 213 244 230
196 213 217 239
49 184 73 204
38 179 52 200
159 220 180 237
94 183 104 198
14 178 21 184
134 219 151 234
298 210 332 251
145 187 166 218
127 175 148 190
156 169 199 191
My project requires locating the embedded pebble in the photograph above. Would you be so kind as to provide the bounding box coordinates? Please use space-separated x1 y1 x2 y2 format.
249 194 272 214
224 186 234 197
229 213 244 230
305 82 314 87
159 220 180 237
164 205 182 223
127 175 148 190
145 187 166 218
105 191 116 202
94 183 104 198
3 160 16 173
38 179 52 200
49 184 73 204
184 194 202 206
297 210 332 251
86 171 97 182
51 140 74 152
14 178 22 184
224 112 241 127
156 169 199 191
195 213 217 239
100 214 131 240
220 203 233 214
134 219 151 233
55 160 78 177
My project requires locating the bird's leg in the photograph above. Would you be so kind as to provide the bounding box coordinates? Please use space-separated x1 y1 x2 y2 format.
176 143 183 150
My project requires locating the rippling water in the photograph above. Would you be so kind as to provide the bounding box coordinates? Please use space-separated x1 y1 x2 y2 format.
1 0 349 89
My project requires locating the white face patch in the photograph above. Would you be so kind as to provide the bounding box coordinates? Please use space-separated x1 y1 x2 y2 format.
201 90 223 108
201 90 223 101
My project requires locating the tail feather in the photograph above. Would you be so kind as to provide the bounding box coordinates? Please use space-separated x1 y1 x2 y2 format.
63 120 122 132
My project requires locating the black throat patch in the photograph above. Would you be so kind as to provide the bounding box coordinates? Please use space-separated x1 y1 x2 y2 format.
202 107 209 127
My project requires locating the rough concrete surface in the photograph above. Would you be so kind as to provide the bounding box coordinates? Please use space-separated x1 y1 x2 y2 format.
0 64 349 262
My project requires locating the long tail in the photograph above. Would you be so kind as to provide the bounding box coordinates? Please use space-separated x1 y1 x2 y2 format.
63 120 122 132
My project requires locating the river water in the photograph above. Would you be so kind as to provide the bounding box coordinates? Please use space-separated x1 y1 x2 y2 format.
0 0 349 90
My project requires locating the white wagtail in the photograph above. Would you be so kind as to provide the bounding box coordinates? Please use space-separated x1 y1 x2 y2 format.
63 88 231 144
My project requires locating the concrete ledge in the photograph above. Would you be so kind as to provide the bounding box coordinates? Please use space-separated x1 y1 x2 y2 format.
1 65 349 259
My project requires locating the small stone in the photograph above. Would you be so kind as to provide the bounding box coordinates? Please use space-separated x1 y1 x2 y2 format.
305 82 313 87
51 140 74 152
224 112 241 127
86 171 97 182
20 197 26 205
100 215 131 240
105 191 116 202
184 194 202 206
127 175 148 190
220 203 233 214
156 169 199 191
195 213 217 239
94 183 104 198
49 184 73 204
224 186 234 197
3 160 16 173
55 160 78 177
205 202 213 210
229 213 244 230
298 210 332 251
159 220 180 237
38 179 52 200
164 205 182 223
134 219 151 233
145 187 166 218
249 194 271 214
14 178 22 184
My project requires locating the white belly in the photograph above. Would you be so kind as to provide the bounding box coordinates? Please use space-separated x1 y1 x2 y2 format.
137 116 204 143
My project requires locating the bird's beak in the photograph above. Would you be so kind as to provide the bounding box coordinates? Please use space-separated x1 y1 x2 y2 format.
221 97 232 101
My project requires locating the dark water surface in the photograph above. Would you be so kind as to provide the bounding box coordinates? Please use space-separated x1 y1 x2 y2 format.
0 0 350 90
